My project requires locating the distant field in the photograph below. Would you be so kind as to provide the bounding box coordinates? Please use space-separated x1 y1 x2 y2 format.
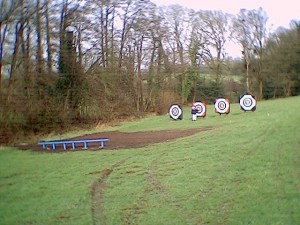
0 96 299 225
199 73 242 82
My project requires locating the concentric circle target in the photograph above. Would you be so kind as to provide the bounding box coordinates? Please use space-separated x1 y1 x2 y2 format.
215 98 230 114
193 102 206 117
169 104 183 120
239 94 256 111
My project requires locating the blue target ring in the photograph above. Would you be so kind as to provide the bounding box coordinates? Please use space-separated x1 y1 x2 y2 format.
214 98 230 114
169 104 183 120
239 94 256 111
193 102 206 117
218 101 226 110
243 98 252 107
196 105 203 113
172 107 179 116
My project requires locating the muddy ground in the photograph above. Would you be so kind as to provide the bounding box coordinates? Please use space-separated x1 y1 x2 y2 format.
17 127 213 152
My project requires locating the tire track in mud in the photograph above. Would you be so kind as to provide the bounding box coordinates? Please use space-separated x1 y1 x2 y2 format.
91 159 127 225
91 154 195 225
146 152 169 197
90 127 214 224
144 151 195 224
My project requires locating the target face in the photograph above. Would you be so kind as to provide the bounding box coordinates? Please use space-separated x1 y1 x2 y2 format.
193 102 206 117
169 104 183 120
215 98 230 114
239 94 256 111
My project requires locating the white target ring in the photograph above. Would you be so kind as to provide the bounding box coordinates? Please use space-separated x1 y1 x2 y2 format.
239 94 256 111
193 102 206 117
169 104 183 120
215 98 230 114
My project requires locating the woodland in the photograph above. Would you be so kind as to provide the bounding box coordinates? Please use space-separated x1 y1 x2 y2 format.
0 0 299 143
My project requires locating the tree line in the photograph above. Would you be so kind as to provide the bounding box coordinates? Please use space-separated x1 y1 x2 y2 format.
0 0 299 143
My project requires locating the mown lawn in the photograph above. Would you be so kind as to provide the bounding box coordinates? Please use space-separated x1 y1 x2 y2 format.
0 96 299 225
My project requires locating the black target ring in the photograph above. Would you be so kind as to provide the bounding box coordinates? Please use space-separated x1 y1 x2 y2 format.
169 104 183 120
193 102 206 117
239 94 256 111
214 98 230 114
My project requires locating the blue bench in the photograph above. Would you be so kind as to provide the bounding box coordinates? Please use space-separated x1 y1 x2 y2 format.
38 138 110 151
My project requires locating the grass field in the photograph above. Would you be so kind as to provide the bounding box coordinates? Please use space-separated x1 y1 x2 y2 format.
1 96 300 225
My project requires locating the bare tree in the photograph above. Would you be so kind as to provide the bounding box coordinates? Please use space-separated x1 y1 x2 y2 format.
233 8 268 99
197 10 230 91
0 0 16 88
264 23 300 97
35 0 43 74
118 0 141 69
187 9 207 101
162 4 189 103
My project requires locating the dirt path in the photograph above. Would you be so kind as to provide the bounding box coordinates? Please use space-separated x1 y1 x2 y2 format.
91 159 127 225
16 127 214 224
18 127 213 152
87 127 213 224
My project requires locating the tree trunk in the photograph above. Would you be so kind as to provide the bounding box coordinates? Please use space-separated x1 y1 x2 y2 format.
259 79 263 100
45 0 52 74
192 78 197 102
246 61 250 92
7 22 23 102
136 36 144 112
100 4 105 67
36 0 43 74
0 21 4 89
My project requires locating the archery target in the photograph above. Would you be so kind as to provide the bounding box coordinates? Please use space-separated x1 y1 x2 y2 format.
193 102 206 117
169 104 183 120
214 98 230 114
239 94 256 111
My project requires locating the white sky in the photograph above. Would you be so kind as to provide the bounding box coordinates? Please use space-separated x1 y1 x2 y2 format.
151 0 300 57
151 0 300 29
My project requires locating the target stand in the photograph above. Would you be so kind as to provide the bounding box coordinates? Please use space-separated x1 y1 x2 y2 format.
214 98 230 115
239 94 256 112
169 104 183 120
193 101 206 118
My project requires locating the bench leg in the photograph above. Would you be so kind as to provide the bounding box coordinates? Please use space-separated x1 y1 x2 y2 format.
99 141 104 149
52 144 56 150
83 142 88 150
72 143 75 150
63 143 67 150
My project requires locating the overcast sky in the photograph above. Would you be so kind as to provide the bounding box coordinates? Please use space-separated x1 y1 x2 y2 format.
151 0 300 29
151 0 300 57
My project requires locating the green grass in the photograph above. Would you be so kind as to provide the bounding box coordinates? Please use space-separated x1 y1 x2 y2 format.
1 96 300 225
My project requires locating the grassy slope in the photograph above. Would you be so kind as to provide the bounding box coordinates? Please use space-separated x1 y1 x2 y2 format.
0 96 299 225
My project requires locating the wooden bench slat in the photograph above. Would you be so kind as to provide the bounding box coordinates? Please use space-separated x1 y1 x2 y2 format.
38 138 109 150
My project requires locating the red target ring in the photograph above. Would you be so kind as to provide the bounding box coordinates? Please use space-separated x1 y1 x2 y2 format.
214 98 230 114
193 102 206 117
169 104 183 120
239 94 256 111
219 102 225 109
